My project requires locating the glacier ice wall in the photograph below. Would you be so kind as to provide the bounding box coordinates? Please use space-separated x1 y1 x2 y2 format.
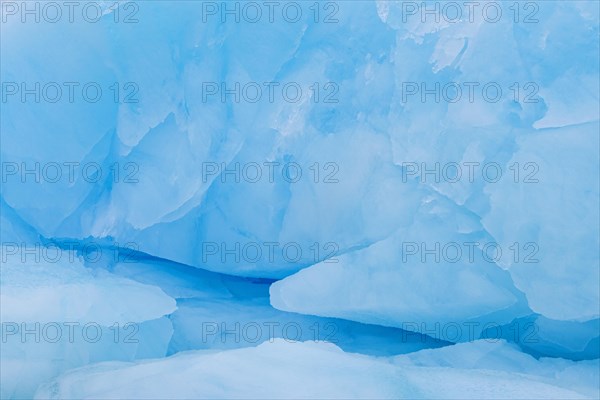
1 0 599 398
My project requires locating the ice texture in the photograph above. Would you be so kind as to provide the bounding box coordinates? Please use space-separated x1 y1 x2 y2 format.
270 192 532 342
107 259 448 356
1 0 473 278
36 340 598 400
482 123 600 321
0 250 176 399
1 0 599 398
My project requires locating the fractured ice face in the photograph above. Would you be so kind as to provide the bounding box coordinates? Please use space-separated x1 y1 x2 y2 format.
1 0 598 387
483 122 600 321
270 191 531 342
2 1 408 279
2 0 598 285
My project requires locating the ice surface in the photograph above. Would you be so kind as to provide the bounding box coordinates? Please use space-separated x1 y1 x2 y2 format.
270 192 531 342
487 315 600 361
393 340 600 399
1 254 175 325
0 0 456 279
36 340 597 400
0 198 39 244
376 0 600 329
0 249 176 399
482 123 600 321
108 259 448 356
1 0 599 397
